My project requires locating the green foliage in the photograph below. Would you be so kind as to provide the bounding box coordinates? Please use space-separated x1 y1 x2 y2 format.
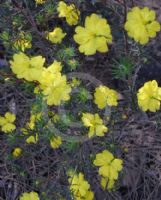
0 31 10 48
19 82 36 94
64 139 78 153
112 57 134 81
56 46 79 71
60 112 74 126
44 2 56 16
67 58 79 71
12 15 24 28
77 87 91 103
6 132 19 145
57 46 75 60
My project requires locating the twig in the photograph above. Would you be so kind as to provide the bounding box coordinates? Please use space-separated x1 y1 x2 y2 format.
13 0 49 54
22 0 43 38
123 0 129 55
131 0 134 7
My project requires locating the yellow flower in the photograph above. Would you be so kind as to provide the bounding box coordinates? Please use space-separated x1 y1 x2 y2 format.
19 191 39 200
125 7 160 45
35 0 46 4
42 73 71 106
27 113 42 130
46 27 66 44
13 32 32 52
21 128 28 135
53 114 60 123
50 135 62 149
57 1 80 25
82 113 108 138
100 177 115 190
0 112 16 133
12 147 22 157
137 80 161 112
68 172 94 200
21 113 41 144
74 13 112 55
39 61 62 88
10 53 45 82
93 150 123 188
74 190 94 200
26 134 38 144
71 78 81 87
83 191 94 200
27 118 35 130
94 85 118 109
46 61 62 73
34 86 41 94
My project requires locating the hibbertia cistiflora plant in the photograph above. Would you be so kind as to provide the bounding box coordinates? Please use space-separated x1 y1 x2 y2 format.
0 0 161 199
